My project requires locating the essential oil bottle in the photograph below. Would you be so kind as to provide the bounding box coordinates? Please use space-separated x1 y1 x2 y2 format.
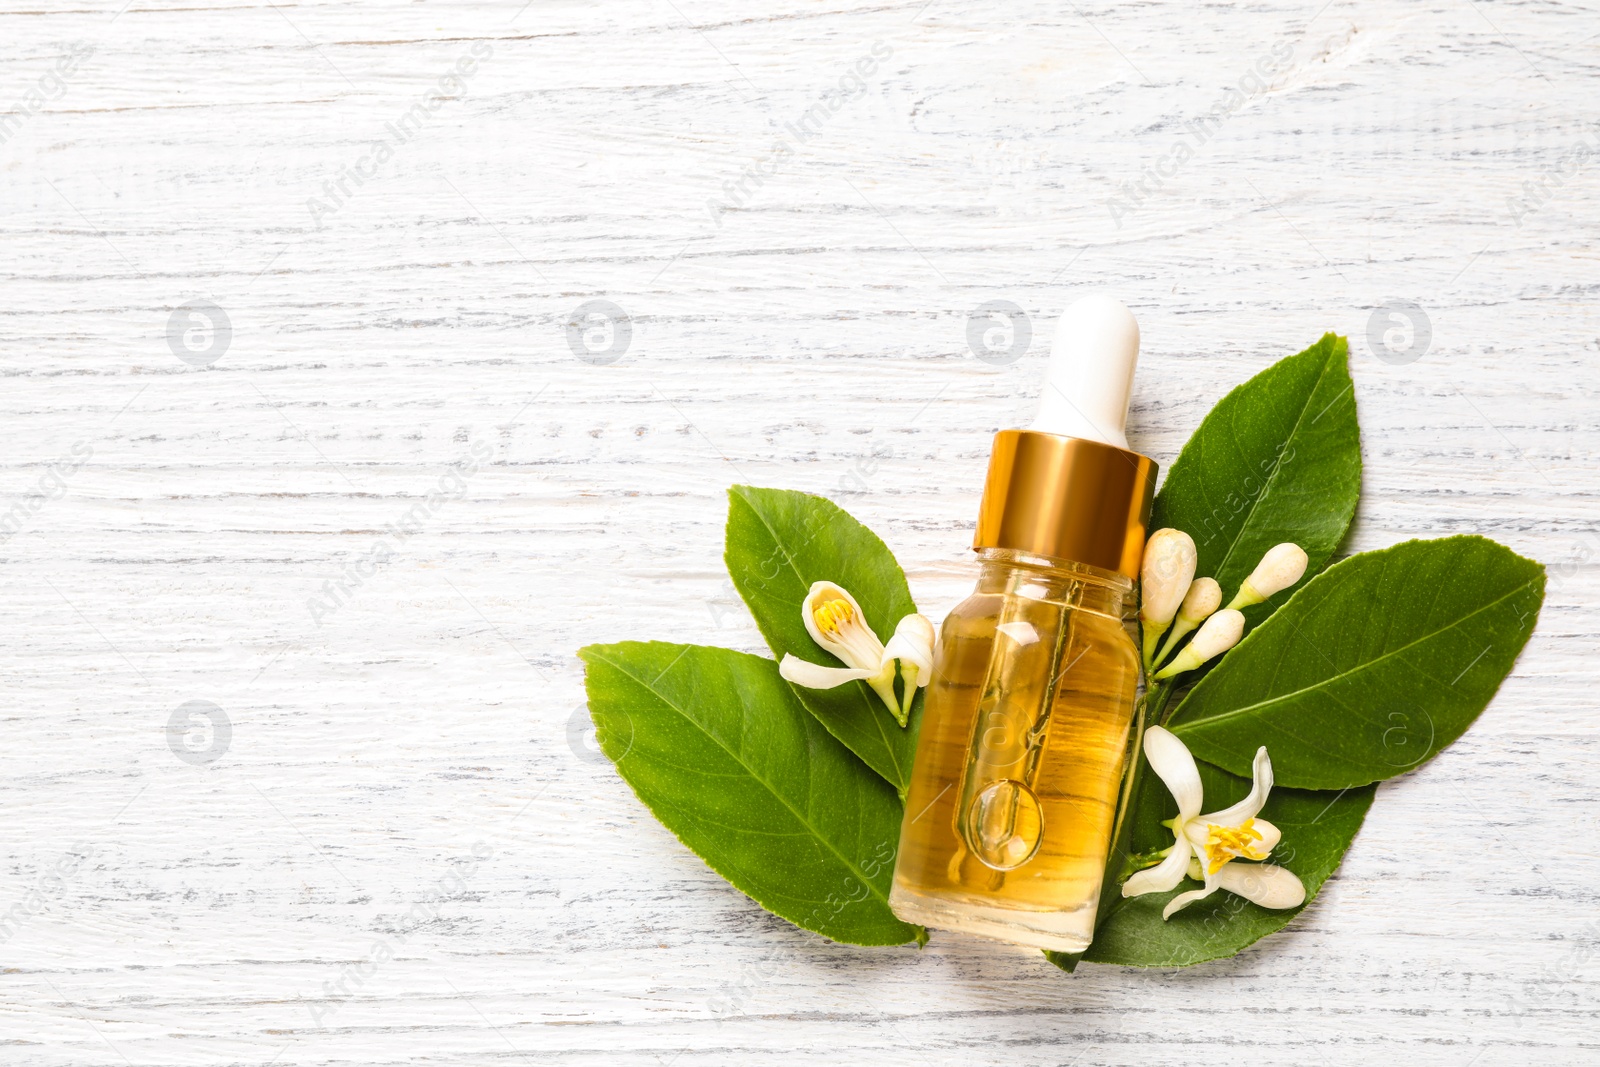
889 295 1157 953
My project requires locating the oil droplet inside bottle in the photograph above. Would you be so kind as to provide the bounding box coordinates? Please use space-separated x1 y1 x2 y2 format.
965 779 1043 870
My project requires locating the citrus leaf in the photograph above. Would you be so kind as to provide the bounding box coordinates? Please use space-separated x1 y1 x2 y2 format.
579 640 921 946
1168 536 1546 789
724 485 922 795
1151 334 1361 628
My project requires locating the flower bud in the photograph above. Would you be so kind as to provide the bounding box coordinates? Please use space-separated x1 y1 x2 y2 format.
1139 528 1196 666
1151 577 1221 670
1226 543 1309 610
1140 529 1198 626
1153 608 1244 679
1177 576 1222 626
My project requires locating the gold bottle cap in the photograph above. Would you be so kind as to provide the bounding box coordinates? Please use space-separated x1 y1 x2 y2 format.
972 430 1157 578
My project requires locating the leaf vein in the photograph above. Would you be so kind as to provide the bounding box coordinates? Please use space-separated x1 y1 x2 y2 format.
588 646 895 910
1173 577 1537 733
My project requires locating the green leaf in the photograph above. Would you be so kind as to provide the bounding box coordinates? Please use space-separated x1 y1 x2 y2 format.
578 640 921 947
1151 334 1361 624
1056 759 1375 969
1168 536 1546 789
724 485 922 795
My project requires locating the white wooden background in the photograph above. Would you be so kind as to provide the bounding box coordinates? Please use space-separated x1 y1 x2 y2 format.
3 0 1597 1062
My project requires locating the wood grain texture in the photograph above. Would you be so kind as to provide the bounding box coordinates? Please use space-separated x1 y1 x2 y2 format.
2 0 1597 1062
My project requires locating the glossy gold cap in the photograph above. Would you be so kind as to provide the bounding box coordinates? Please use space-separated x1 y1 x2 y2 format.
973 430 1157 578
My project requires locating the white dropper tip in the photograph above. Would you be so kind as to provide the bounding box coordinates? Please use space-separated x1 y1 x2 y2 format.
1029 294 1140 450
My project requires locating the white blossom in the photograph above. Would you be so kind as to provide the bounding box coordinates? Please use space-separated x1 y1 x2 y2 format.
1122 726 1305 919
777 581 931 727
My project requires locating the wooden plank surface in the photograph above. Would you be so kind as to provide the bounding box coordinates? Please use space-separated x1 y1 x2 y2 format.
2 0 1597 1062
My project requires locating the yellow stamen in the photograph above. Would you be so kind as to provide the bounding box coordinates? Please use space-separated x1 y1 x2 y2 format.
813 598 856 637
1203 818 1267 874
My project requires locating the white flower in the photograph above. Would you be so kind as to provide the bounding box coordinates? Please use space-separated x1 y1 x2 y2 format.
777 581 932 727
1226 542 1309 610
1151 607 1244 680
1122 726 1305 919
1152 576 1221 669
1140 528 1197 666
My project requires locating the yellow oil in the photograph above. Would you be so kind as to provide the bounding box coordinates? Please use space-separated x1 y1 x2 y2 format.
890 552 1140 952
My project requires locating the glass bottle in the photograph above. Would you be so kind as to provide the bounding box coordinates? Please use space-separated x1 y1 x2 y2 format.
889 296 1157 953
